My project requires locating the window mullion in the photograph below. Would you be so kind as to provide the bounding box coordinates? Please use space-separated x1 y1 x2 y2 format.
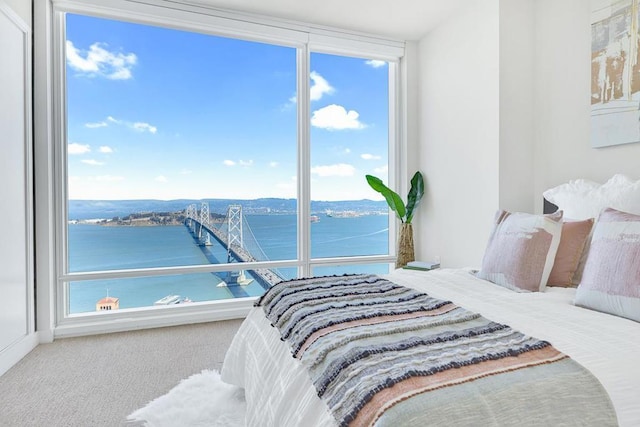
389 60 402 258
297 43 311 278
53 9 70 321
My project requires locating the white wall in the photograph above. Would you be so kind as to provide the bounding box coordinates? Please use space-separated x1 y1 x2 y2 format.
534 0 640 206
499 0 535 213
416 0 640 267
416 0 500 268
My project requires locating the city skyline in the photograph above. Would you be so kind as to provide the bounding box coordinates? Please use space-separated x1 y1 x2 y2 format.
65 13 390 202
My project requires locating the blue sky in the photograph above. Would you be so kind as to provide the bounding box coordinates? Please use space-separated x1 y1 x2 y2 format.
65 13 389 201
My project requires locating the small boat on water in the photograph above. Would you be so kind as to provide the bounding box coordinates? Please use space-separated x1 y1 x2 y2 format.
154 295 182 305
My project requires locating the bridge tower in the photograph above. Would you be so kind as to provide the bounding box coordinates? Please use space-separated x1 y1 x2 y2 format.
199 202 212 246
226 204 243 263
186 204 193 228
185 204 196 233
225 204 251 285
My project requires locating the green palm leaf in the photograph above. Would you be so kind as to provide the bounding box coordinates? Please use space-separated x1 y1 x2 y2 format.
405 171 424 224
366 175 407 222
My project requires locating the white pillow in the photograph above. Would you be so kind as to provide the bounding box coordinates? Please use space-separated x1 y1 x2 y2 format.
543 174 640 220
477 210 563 292
574 208 640 322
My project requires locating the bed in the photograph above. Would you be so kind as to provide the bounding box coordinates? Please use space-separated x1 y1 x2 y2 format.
221 176 640 426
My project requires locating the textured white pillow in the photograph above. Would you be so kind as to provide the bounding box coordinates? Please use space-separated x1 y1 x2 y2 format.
543 174 640 220
574 208 640 322
477 210 564 292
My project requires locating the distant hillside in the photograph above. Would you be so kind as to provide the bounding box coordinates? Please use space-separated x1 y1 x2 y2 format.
68 198 388 220
98 211 188 226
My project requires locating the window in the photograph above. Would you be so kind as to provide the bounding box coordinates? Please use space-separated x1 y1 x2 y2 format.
310 52 390 265
64 14 297 313
50 1 403 323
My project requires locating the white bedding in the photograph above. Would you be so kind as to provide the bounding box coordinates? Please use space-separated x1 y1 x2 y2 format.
221 268 640 426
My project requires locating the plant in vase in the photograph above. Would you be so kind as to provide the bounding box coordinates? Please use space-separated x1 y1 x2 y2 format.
366 171 424 268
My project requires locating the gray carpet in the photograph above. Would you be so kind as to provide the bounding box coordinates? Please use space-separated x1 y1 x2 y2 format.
0 319 243 427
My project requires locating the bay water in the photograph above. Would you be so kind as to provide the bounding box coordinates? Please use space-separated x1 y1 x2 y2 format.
68 214 389 313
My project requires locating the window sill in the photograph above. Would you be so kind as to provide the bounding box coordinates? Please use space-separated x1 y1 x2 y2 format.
53 297 255 339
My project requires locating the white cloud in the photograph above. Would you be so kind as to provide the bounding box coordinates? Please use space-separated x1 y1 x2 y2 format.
81 159 104 166
288 71 335 104
224 159 253 167
361 153 381 160
155 175 168 183
132 122 157 134
85 121 108 128
311 104 366 130
109 68 133 80
89 116 157 134
95 175 125 182
365 60 386 68
68 143 91 155
310 71 335 101
374 165 388 174
99 146 113 153
66 40 137 80
269 161 279 168
311 163 356 177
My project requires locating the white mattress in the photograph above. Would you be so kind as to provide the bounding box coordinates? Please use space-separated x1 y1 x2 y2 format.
222 268 640 426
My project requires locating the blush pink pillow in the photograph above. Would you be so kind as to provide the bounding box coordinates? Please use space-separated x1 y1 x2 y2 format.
547 219 594 287
477 210 563 292
574 208 640 322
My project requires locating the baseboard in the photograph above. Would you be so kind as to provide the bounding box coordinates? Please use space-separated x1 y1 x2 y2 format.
0 332 39 377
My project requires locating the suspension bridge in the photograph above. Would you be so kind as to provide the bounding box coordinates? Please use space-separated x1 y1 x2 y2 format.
184 203 284 294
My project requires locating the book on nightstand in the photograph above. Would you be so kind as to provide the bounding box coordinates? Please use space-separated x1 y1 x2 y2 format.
403 261 440 271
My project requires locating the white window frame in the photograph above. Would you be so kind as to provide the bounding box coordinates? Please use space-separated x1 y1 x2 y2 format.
35 0 406 338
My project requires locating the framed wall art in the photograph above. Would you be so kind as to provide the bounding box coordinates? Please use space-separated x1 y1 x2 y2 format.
591 0 640 147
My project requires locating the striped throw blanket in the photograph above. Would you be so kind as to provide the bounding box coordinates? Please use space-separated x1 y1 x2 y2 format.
257 274 618 427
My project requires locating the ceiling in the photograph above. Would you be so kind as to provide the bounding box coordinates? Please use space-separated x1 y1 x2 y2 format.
191 0 470 40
